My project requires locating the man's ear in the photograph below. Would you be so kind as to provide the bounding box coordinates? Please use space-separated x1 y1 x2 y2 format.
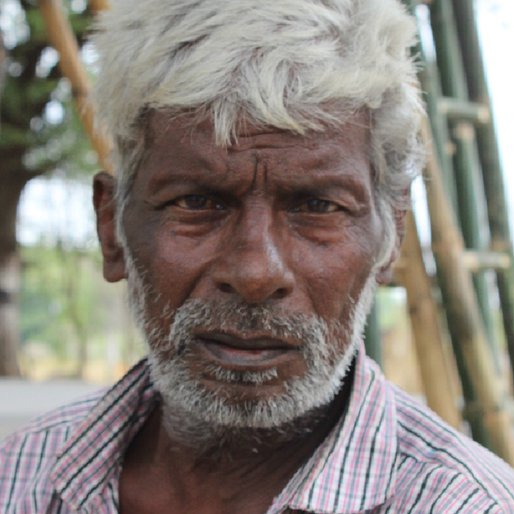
93 171 127 282
376 208 407 285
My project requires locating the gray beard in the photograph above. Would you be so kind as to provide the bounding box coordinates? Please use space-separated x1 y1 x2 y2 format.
126 257 377 449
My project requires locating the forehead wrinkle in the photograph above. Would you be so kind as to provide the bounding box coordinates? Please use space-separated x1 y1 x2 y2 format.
247 151 270 195
143 140 371 200
227 137 308 153
142 111 372 195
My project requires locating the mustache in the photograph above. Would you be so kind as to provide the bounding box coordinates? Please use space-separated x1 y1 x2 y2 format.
173 298 328 335
125 251 349 355
165 298 344 361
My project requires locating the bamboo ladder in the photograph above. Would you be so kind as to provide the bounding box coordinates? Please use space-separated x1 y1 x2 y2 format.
401 0 514 463
37 0 514 462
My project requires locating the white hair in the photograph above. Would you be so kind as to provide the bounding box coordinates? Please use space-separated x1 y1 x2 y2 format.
92 0 425 244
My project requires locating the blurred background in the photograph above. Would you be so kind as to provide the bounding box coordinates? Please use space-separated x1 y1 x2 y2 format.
1 0 144 386
1 0 514 447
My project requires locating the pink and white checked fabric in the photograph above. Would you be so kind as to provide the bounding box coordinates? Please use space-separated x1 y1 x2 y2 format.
2 351 514 513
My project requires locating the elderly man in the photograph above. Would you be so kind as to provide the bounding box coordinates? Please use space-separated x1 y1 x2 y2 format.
2 0 514 512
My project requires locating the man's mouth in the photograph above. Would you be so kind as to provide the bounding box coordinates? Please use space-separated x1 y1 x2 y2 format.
192 331 300 369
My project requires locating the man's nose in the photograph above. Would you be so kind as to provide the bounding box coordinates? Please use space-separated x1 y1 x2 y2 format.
212 209 295 304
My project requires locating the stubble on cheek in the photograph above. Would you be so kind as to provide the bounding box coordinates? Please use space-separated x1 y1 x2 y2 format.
123 236 377 432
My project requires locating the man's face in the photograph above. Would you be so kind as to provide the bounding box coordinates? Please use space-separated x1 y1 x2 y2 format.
97 112 394 430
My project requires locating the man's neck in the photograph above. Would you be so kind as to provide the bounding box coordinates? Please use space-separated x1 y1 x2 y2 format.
119 365 355 514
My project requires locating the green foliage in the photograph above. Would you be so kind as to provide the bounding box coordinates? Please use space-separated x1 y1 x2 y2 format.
376 288 408 330
22 7 48 45
21 245 95 356
0 123 36 148
24 97 98 178
1 0 97 179
20 243 143 372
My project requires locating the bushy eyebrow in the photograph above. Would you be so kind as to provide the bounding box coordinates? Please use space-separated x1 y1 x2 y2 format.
145 168 372 208
272 173 372 204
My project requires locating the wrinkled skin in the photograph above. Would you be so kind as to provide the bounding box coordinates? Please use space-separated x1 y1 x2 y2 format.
93 112 401 514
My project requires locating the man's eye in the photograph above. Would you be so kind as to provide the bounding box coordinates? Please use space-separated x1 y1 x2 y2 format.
292 198 341 213
173 195 224 211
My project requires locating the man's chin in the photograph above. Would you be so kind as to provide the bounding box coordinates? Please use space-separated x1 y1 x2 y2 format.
151 360 304 430
148 344 355 435
150 353 356 458
183 347 309 402
199 377 288 403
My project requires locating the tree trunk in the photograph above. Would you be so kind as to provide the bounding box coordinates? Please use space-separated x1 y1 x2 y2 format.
0 34 22 376
0 32 6 121
0 174 25 376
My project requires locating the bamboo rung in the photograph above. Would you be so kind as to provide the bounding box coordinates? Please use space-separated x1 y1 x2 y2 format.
438 97 490 125
463 399 514 421
398 249 511 274
462 250 511 272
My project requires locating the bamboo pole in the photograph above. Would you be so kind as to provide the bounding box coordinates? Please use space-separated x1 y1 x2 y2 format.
423 119 514 464
452 0 514 385
38 0 112 173
402 0 458 211
403 0 476 429
89 0 109 13
430 0 499 361
452 123 499 360
399 211 462 428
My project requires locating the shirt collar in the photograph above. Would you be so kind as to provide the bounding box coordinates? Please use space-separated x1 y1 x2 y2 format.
51 359 158 512
51 348 398 514
274 347 399 514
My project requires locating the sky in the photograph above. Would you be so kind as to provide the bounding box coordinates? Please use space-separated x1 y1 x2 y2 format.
15 0 514 247
477 0 514 217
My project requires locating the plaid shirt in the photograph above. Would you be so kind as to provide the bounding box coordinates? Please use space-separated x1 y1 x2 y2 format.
2 350 514 513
